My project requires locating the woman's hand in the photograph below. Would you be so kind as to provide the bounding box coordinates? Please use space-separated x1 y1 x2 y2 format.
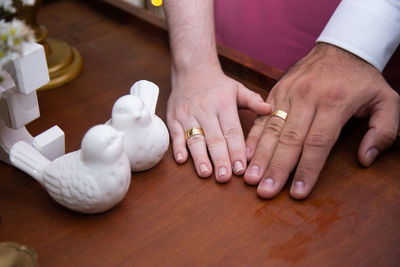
167 64 271 182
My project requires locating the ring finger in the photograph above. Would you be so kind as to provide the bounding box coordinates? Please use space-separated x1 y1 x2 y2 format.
184 119 213 178
244 105 289 185
256 103 315 199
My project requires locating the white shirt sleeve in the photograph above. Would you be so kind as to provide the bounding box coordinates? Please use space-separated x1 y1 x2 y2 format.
317 0 400 72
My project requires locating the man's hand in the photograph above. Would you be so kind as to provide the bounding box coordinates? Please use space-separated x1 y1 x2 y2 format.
167 64 271 182
244 43 400 199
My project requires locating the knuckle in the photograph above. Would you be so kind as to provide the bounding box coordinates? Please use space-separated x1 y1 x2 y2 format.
295 164 319 178
279 129 303 147
169 129 180 139
378 128 397 145
390 90 400 106
213 157 228 167
197 100 213 113
186 135 205 147
253 143 268 156
295 81 313 99
322 87 346 108
180 102 193 114
246 134 260 146
304 133 331 149
381 89 400 114
387 88 399 97
252 92 263 100
206 135 226 150
394 90 400 101
263 120 283 137
268 161 287 174
254 116 268 126
250 92 264 103
224 127 243 141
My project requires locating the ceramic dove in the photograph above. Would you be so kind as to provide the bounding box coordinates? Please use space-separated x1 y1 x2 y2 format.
109 80 169 171
9 124 131 214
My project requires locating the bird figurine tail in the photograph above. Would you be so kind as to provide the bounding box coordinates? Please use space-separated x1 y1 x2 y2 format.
130 80 159 114
9 141 50 183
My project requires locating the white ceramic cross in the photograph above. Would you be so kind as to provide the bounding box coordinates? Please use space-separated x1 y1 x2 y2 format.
0 43 65 165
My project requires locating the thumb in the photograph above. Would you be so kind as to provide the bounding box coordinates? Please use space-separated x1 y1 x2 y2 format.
237 84 272 115
358 98 399 167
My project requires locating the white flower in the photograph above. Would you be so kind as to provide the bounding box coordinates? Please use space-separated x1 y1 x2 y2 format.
22 0 35 5
0 0 35 80
0 0 16 13
9 18 33 39
0 0 35 14
0 18 34 66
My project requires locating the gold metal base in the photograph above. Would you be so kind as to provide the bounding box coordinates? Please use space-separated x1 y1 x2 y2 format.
39 37 83 91
0 242 39 267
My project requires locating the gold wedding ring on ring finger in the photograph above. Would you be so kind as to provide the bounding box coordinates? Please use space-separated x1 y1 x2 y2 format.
271 110 288 121
186 127 205 141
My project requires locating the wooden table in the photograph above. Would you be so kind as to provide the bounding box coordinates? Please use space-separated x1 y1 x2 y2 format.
1 1 399 266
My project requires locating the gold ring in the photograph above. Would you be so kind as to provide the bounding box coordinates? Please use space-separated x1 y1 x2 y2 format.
271 110 288 121
186 127 205 140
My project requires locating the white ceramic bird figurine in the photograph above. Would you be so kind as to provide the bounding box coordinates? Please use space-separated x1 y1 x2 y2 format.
9 124 131 214
109 80 169 172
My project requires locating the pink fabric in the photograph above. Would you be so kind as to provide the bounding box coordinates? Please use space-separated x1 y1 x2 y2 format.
214 0 399 91
215 0 341 71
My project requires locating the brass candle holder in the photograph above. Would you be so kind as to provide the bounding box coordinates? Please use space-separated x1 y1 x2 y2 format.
0 242 39 267
17 0 83 90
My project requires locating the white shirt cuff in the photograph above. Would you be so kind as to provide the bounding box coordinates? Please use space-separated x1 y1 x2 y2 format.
317 0 400 72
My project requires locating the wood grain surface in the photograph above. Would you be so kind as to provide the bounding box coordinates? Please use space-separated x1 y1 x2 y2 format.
1 1 399 266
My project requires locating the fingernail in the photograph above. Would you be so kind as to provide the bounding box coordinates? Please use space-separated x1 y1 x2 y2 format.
292 180 305 194
218 167 227 177
260 178 274 191
366 147 379 165
233 161 244 173
246 165 260 177
199 163 208 174
246 147 251 158
176 152 183 162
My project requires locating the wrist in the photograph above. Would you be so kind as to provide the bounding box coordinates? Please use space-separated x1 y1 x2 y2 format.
171 60 223 80
313 42 379 71
171 53 222 74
